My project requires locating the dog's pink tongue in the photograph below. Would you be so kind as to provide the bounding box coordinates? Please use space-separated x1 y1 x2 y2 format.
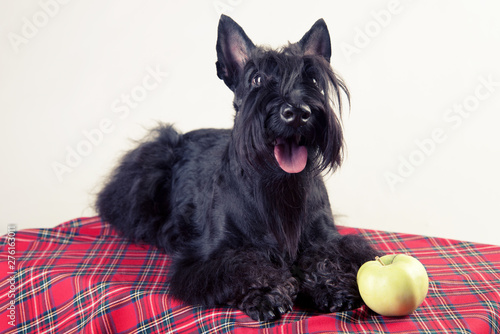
274 138 308 173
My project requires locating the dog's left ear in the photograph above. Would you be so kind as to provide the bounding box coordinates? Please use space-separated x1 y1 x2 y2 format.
216 15 255 91
298 19 332 62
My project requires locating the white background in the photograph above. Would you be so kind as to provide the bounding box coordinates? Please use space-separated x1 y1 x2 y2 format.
1 0 499 246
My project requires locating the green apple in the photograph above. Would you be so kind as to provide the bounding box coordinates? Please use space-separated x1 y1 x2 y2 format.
357 254 429 316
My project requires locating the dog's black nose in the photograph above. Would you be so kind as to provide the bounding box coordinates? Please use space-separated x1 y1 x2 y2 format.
280 105 311 127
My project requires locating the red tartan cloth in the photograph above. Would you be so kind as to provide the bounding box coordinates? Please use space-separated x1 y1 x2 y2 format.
1 217 499 334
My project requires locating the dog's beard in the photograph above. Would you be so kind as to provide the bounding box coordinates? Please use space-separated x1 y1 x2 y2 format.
232 106 330 176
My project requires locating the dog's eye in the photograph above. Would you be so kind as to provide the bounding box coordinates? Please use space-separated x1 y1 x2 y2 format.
311 78 325 95
251 74 262 87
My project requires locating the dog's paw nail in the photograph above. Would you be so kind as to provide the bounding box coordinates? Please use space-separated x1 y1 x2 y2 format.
277 306 286 314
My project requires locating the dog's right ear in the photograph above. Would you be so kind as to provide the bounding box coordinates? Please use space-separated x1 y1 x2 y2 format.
216 15 255 91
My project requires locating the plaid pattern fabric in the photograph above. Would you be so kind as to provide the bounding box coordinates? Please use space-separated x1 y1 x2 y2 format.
1 217 499 333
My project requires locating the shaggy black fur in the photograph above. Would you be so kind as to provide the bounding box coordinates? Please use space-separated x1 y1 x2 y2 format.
96 15 380 321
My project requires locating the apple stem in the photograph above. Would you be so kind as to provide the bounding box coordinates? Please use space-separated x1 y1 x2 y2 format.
375 256 385 266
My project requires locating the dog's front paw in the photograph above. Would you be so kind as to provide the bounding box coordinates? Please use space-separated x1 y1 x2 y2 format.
237 278 298 321
310 276 362 313
297 259 363 313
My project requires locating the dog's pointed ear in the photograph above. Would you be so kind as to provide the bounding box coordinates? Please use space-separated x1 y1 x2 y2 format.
298 19 331 62
216 15 255 91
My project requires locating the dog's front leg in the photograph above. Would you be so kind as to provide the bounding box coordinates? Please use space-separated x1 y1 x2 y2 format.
170 247 298 322
294 233 380 313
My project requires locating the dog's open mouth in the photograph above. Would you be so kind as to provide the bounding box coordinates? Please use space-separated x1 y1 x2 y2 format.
274 135 308 173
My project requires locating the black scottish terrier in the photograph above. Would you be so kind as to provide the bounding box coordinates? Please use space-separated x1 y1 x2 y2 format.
97 15 379 321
